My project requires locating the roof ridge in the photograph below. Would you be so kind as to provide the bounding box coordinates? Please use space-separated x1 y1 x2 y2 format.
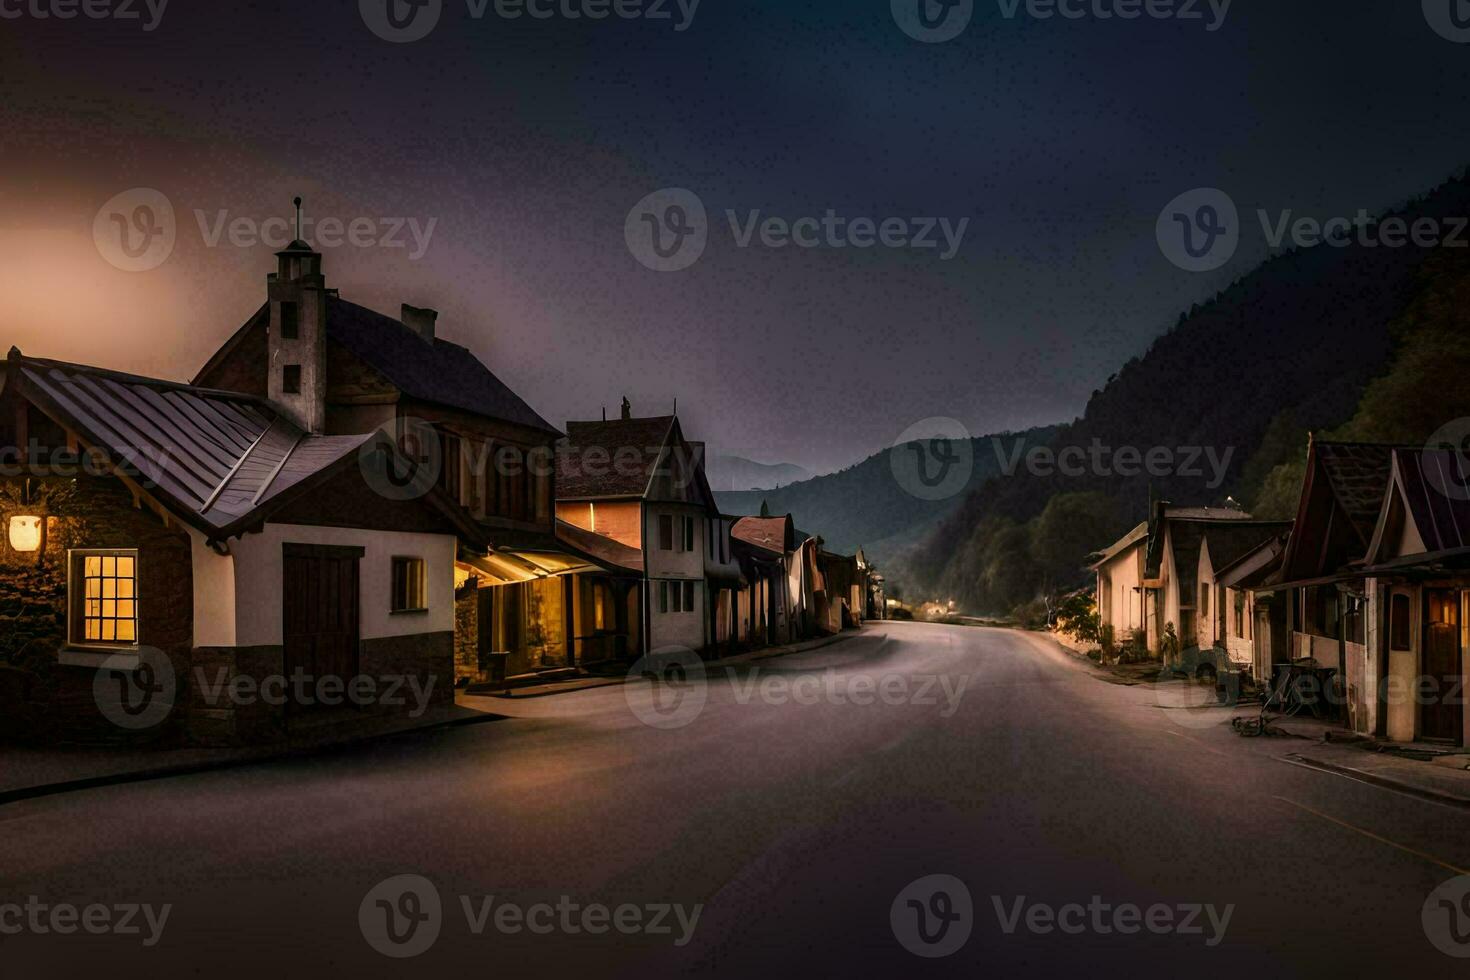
12 352 272 406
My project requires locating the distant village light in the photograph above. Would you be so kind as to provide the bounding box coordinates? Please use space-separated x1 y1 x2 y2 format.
8 515 42 553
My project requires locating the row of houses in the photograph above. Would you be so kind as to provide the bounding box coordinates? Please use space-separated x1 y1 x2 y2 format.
0 239 881 746
1090 437 1470 748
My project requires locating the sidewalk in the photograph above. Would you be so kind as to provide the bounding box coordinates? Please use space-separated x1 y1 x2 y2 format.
476 628 865 699
1041 628 1470 806
0 701 505 806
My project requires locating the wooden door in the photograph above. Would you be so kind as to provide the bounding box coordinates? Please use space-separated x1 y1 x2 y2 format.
1421 589 1463 742
283 544 362 711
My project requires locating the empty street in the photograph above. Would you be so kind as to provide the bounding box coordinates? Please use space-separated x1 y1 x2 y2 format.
2 622 1461 975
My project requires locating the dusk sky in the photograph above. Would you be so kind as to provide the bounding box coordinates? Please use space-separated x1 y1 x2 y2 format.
5 1 1470 473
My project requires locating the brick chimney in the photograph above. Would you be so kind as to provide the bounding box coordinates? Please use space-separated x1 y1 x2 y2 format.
266 198 328 434
401 304 438 344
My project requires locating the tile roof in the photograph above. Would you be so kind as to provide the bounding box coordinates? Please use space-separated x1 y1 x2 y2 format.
1313 441 1401 545
557 416 675 499
325 297 558 435
732 515 793 556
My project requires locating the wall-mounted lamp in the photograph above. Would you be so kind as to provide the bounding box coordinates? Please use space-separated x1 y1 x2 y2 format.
8 515 43 553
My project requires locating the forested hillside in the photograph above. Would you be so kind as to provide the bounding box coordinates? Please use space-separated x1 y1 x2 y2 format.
903 172 1470 617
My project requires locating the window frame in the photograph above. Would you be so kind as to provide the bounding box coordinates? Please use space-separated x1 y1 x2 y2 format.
1390 592 1411 651
67 548 141 650
390 556 429 614
279 300 299 340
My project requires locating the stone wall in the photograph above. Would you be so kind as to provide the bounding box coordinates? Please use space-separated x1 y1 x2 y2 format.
454 579 479 682
0 474 193 746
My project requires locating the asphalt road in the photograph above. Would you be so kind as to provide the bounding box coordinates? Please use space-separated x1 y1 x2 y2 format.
3 621 1467 977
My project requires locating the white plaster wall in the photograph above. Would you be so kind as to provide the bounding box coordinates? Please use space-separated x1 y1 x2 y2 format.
189 527 237 648
230 523 457 647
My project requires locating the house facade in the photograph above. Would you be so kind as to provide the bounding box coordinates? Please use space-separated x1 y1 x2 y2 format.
0 345 476 747
193 238 630 685
556 405 741 657
1092 503 1289 667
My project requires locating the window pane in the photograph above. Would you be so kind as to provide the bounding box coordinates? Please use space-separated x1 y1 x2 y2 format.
117 556 134 577
103 556 115 577
85 556 100 577
117 621 135 642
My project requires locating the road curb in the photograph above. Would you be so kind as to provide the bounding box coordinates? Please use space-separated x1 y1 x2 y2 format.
1281 753 1470 809
482 630 865 699
0 711 506 808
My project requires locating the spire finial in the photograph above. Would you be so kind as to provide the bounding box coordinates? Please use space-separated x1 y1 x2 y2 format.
293 197 303 241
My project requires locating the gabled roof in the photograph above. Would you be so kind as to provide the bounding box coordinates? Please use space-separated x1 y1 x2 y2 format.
1313 441 1403 544
557 416 676 499
1144 503 1256 579
1215 532 1289 590
1365 448 1470 563
9 352 479 544
732 514 794 557
324 297 558 435
1090 521 1148 570
1281 440 1405 581
194 297 559 436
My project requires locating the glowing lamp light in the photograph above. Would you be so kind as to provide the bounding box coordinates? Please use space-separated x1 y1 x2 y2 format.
8 515 42 553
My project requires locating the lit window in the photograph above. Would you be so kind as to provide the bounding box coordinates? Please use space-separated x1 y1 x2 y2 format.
392 557 427 612
70 550 138 646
